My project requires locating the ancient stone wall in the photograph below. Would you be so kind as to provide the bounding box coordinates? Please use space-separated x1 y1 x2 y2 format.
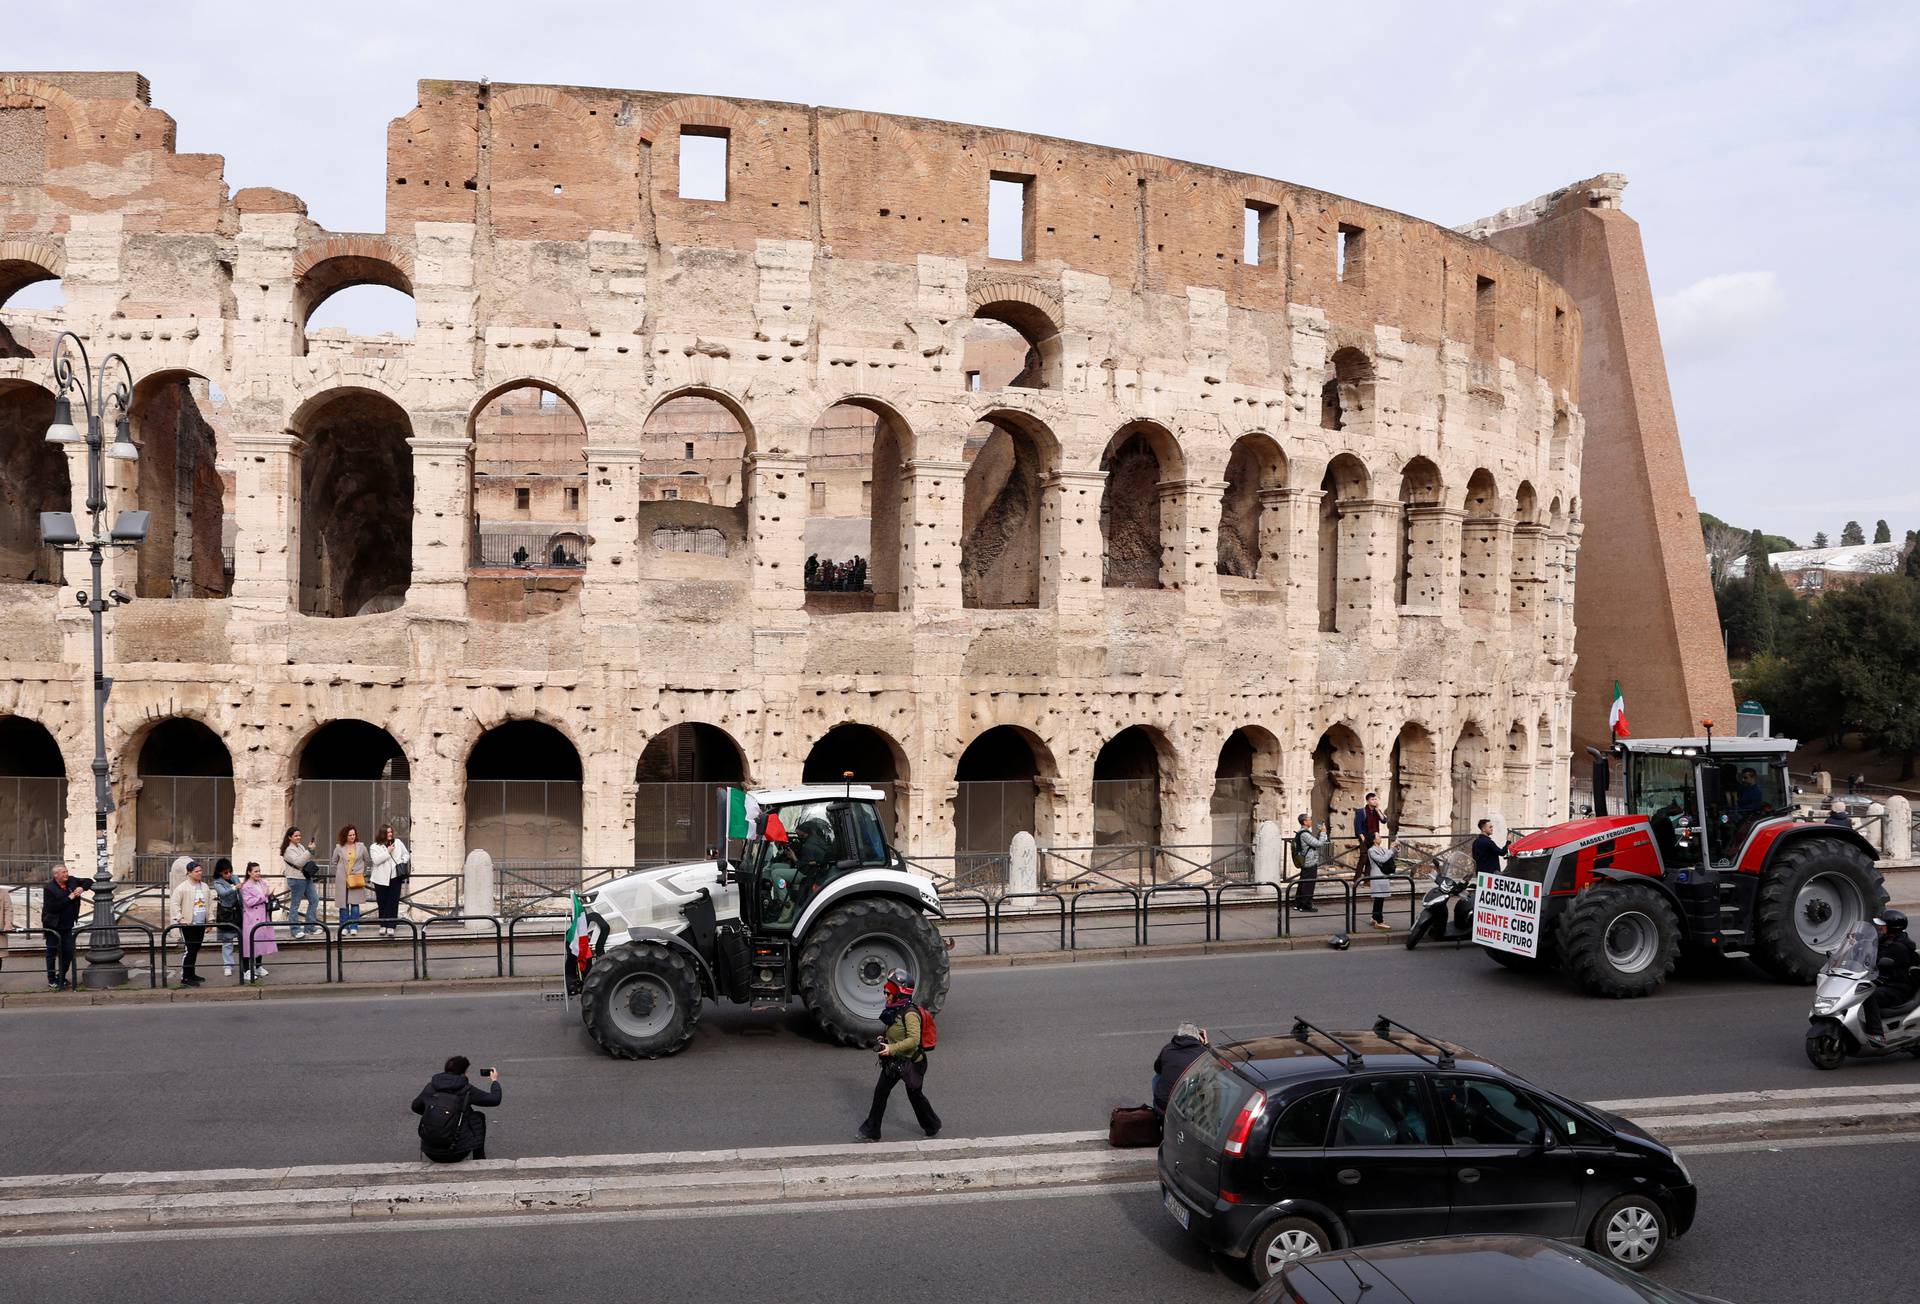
0 73 1588 889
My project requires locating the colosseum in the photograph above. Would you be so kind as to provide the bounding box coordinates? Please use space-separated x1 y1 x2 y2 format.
0 72 1730 902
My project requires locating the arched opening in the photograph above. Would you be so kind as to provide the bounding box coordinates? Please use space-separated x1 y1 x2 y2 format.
0 381 70 585
297 256 417 353
1535 710 1558 824
0 272 63 358
294 389 413 617
1100 422 1183 590
961 412 1051 609
1093 726 1166 852
131 719 234 885
1212 727 1279 870
292 720 411 857
1317 454 1371 632
637 394 750 571
466 721 583 868
1396 457 1444 608
470 381 588 572
0 716 66 874
966 299 1060 391
1217 434 1286 583
1450 722 1489 833
634 722 746 864
953 725 1053 854
1460 468 1501 628
804 401 910 612
1320 348 1373 431
1504 720 1533 829
1310 724 1367 838
1551 409 1572 473
130 373 232 600
1389 723 1440 836
803 724 906 840
1511 481 1542 628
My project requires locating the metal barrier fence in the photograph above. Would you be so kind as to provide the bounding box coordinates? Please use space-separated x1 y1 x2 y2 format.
472 528 589 569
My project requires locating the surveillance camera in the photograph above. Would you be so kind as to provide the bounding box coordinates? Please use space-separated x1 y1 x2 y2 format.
75 591 90 607
109 590 131 605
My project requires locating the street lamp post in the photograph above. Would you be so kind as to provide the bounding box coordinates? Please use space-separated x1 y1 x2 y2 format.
38 330 147 989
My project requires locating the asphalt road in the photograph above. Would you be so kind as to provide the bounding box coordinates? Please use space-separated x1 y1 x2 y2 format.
6 944 1920 1177
0 1138 1904 1304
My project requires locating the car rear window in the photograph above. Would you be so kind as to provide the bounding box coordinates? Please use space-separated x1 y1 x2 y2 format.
1166 1055 1254 1147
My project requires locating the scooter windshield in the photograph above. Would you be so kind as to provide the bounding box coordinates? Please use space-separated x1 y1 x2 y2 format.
1823 921 1880 976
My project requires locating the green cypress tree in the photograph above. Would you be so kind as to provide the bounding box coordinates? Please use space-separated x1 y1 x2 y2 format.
1842 521 1866 546
1874 520 1892 544
1812 531 1830 549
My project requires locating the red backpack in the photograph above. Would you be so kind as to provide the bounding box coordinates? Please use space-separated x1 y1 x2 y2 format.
915 1004 938 1052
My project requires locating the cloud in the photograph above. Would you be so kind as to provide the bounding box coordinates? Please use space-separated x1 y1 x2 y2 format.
1656 270 1786 357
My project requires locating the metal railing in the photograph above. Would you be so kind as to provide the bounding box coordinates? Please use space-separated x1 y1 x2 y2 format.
471 528 588 570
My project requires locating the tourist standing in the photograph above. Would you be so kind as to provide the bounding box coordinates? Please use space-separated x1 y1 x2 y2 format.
280 827 320 938
212 859 242 977
169 857 212 987
1353 791 1383 851
1293 814 1330 913
40 862 96 990
239 862 279 982
369 824 410 939
1365 833 1397 932
332 825 368 936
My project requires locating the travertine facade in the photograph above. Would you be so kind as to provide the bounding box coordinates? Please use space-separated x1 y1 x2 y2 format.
0 72 1599 887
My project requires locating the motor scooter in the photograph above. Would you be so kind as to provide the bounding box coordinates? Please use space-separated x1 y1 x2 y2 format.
1806 920 1920 1068
1405 872 1475 950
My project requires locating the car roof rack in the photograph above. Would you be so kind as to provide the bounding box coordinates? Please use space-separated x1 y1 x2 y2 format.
1372 1015 1455 1069
1290 1017 1364 1072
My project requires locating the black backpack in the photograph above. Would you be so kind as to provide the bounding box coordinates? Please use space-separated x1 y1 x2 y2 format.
418 1086 467 1149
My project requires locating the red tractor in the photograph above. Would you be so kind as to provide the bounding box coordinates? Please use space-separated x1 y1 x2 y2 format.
1477 736 1884 997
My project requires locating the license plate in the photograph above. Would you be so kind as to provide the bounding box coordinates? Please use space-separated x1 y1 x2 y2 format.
1164 1189 1190 1229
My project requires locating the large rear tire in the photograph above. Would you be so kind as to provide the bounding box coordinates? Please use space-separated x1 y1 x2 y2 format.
1751 838 1885 983
579 941 701 1059
796 897 951 1046
1562 881 1680 998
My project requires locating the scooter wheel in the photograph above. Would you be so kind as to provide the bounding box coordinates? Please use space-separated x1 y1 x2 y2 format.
1805 1024 1847 1070
1405 915 1432 950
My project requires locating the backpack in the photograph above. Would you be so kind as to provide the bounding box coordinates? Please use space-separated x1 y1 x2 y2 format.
915 1004 937 1052
418 1087 467 1150
1290 837 1307 871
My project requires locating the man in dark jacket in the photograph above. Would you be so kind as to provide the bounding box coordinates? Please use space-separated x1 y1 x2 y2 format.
1470 820 1508 877
1824 804 1852 828
1354 793 1382 851
1152 1023 1209 1115
411 1056 502 1162
1865 912 1919 1045
40 863 97 990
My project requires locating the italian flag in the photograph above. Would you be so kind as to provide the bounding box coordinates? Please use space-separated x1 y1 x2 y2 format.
1609 681 1631 739
565 891 592 969
725 788 787 842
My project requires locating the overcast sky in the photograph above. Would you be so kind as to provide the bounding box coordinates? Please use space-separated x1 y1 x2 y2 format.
9 0 1914 545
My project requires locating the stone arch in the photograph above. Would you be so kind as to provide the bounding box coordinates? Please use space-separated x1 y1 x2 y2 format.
638 94 754 145
468 379 589 571
634 721 748 863
129 717 235 877
966 282 1064 392
490 87 626 241
1100 421 1184 590
1450 720 1491 832
128 369 230 600
1093 724 1174 852
805 397 914 612
290 386 413 618
953 723 1058 854
804 723 911 841
1317 452 1373 632
293 240 416 344
1460 467 1502 626
961 409 1055 609
0 238 65 303
1389 721 1442 836
0 714 67 866
466 719 584 866
1321 347 1374 431
1217 432 1286 581
291 719 411 852
1395 455 1445 607
1310 722 1367 837
0 379 70 585
1504 718 1534 830
1213 725 1281 859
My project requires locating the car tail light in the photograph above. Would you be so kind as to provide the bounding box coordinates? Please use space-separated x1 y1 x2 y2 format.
1222 1091 1267 1156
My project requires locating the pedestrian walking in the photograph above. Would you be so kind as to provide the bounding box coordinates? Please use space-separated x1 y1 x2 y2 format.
368 824 410 938
280 827 320 938
1151 1023 1209 1115
168 857 213 987
1292 813 1330 913
211 859 242 977
39 862 96 990
857 967 941 1141
1353 791 1383 851
411 1056 502 1162
238 862 279 982
1470 819 1509 877
1365 833 1397 932
331 825 368 936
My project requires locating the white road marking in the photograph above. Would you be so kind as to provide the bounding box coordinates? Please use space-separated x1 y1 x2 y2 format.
1593 1082 1920 1112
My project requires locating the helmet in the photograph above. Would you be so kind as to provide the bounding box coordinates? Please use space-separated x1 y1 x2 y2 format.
1876 910 1909 934
1326 934 1351 951
882 966 916 1000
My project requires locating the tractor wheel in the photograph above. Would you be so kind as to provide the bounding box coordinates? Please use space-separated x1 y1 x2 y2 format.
796 897 951 1046
1561 881 1680 998
1751 838 1884 983
579 940 701 1059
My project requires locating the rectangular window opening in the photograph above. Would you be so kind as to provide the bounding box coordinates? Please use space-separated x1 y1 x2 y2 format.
661 487 679 500
564 487 580 511
988 172 1033 261
1245 201 1278 267
860 480 873 513
678 127 729 201
1337 223 1366 284
809 481 827 510
1476 275 1498 352
965 370 982 392
514 487 531 511
683 441 696 460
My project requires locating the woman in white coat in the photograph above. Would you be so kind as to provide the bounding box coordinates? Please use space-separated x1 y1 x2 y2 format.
368 824 411 939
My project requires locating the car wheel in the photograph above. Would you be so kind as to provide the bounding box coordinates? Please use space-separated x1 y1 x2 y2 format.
1589 1193 1668 1269
1248 1215 1330 1284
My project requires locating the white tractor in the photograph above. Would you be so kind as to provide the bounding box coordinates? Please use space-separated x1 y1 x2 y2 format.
570 785 951 1058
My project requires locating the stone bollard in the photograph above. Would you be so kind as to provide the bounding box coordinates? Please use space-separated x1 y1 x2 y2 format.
1865 804 1887 857
1008 832 1037 896
462 849 494 929
1253 820 1283 886
1887 796 1913 862
1815 769 1833 796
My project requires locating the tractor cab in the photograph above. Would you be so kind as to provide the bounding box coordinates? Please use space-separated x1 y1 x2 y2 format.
731 786 895 935
1617 738 1795 870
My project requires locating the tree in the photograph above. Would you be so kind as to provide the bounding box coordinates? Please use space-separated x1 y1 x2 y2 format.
1842 521 1866 546
1907 531 1920 580
1700 514 1750 587
1812 531 1830 549
1874 520 1892 544
1722 529 1778 661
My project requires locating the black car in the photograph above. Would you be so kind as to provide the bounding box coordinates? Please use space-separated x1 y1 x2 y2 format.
1157 1018 1696 1284
1252 1235 1733 1303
